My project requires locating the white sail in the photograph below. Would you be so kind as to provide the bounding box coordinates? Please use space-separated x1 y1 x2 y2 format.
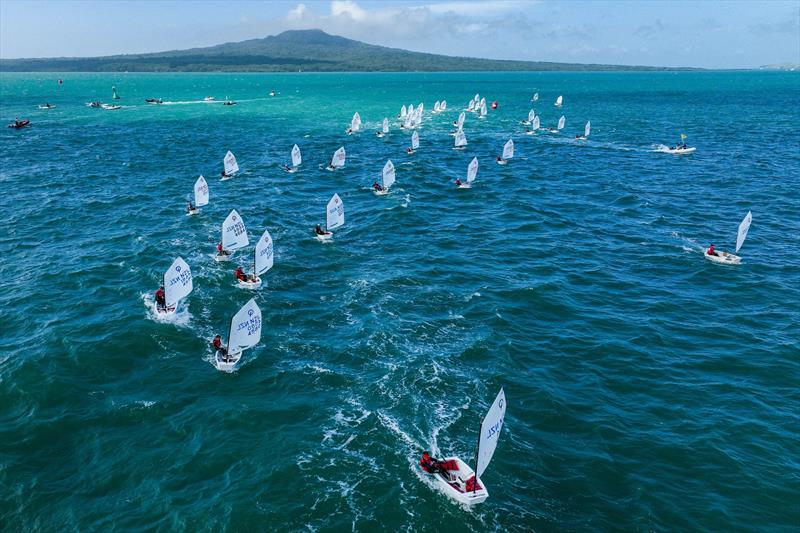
457 111 465 128
330 146 346 169
454 129 467 147
254 229 274 276
467 157 478 183
527 109 535 123
468 100 476 112
558 115 565 130
291 144 302 167
434 101 441 112
382 160 396 190
164 256 192 308
411 130 419 150
194 175 209 207
382 118 389 134
227 298 262 354
532 116 540 130
400 105 407 118
326 193 344 231
533 92 539 101
473 93 480 102
555 95 563 106
222 209 249 251
408 104 415 115
584 121 591 138
224 150 239 175
418 103 424 114
441 100 447 111
479 103 487 117
351 112 361 132
476 388 506 478
502 138 514 160
735 211 752 253
479 97 485 108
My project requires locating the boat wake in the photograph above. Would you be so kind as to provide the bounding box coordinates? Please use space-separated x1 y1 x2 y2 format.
141 293 191 326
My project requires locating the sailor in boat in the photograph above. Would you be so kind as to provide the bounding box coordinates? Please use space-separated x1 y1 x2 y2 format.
220 169 231 179
706 244 719 257
314 224 331 237
269 90 276 97
216 242 231 259
346 127 353 135
187 202 195 214
282 163 292 172
154 286 166 311
455 178 463 187
372 181 384 193
212 335 228 358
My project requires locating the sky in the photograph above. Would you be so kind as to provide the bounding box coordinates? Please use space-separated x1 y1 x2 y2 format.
0 0 798 68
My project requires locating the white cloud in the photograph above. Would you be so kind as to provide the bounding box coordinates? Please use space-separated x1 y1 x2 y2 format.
422 1 537 16
287 3 306 21
331 0 367 22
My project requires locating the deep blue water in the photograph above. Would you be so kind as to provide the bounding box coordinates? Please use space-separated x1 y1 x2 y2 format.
1 71 799 531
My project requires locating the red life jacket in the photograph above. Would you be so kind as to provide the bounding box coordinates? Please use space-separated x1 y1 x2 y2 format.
213 338 222 349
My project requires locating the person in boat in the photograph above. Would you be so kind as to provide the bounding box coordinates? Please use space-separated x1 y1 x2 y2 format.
406 146 414 154
496 156 503 163
706 244 718 257
282 163 292 172
212 334 227 357
315 224 328 236
372 181 383 192
154 286 166 311
187 202 195 213
346 127 353 135
216 242 230 257
220 169 231 178
455 178 462 187
419 452 439 474
234 266 248 282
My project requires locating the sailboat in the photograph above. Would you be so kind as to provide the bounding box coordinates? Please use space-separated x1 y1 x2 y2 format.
441 100 447 111
458 157 478 189
549 115 565 133
555 95 563 107
155 257 193 315
377 118 389 138
215 209 249 262
526 115 540 135
237 229 274 289
532 92 539 102
315 193 344 241
454 129 467 149
327 146 346 171
497 139 514 165
187 175 209 215
422 388 506 506
467 99 476 112
706 211 752 265
451 111 465 134
284 144 302 173
478 102 487 119
434 101 441 113
407 131 420 154
663 133 696 154
112 86 120 100
576 121 591 140
214 298 262 372
522 109 535 125
348 112 361 134
221 150 239 180
374 160 395 196
399 105 407 119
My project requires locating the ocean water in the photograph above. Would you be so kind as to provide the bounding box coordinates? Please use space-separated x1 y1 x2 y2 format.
1 71 799 532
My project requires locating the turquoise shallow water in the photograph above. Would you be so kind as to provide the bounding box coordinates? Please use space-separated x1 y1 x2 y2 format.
1 71 799 531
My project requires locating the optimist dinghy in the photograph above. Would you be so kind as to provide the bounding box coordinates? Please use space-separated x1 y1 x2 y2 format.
237 229 273 289
549 115 565 133
348 112 361 134
377 118 389 138
532 92 539 102
214 298 262 373
187 175 209 215
221 150 239 180
327 147 346 171
453 129 467 150
705 211 752 265
555 95 563 107
283 144 302 173
374 160 395 196
576 121 591 140
457 157 478 189
421 388 506 506
497 138 514 165
154 257 193 316
406 131 420 154
316 193 344 241
215 209 249 262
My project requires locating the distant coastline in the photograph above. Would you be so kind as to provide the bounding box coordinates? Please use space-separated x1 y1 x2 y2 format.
0 29 701 73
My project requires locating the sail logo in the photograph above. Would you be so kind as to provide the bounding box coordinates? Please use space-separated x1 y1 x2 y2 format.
485 417 504 439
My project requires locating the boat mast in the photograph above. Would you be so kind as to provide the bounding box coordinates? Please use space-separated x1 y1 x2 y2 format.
473 415 483 494
225 313 235 357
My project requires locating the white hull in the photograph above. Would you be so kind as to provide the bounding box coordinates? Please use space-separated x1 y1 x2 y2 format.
214 251 234 262
326 166 339 172
221 174 235 181
214 349 242 372
458 183 472 189
38 105 56 110
496 160 508 166
237 276 262 289
283 167 298 174
453 146 466 150
187 208 200 216
316 232 333 241
705 251 741 265
373 189 390 196
425 457 488 506
406 149 416 155
524 130 536 135
663 147 696 154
